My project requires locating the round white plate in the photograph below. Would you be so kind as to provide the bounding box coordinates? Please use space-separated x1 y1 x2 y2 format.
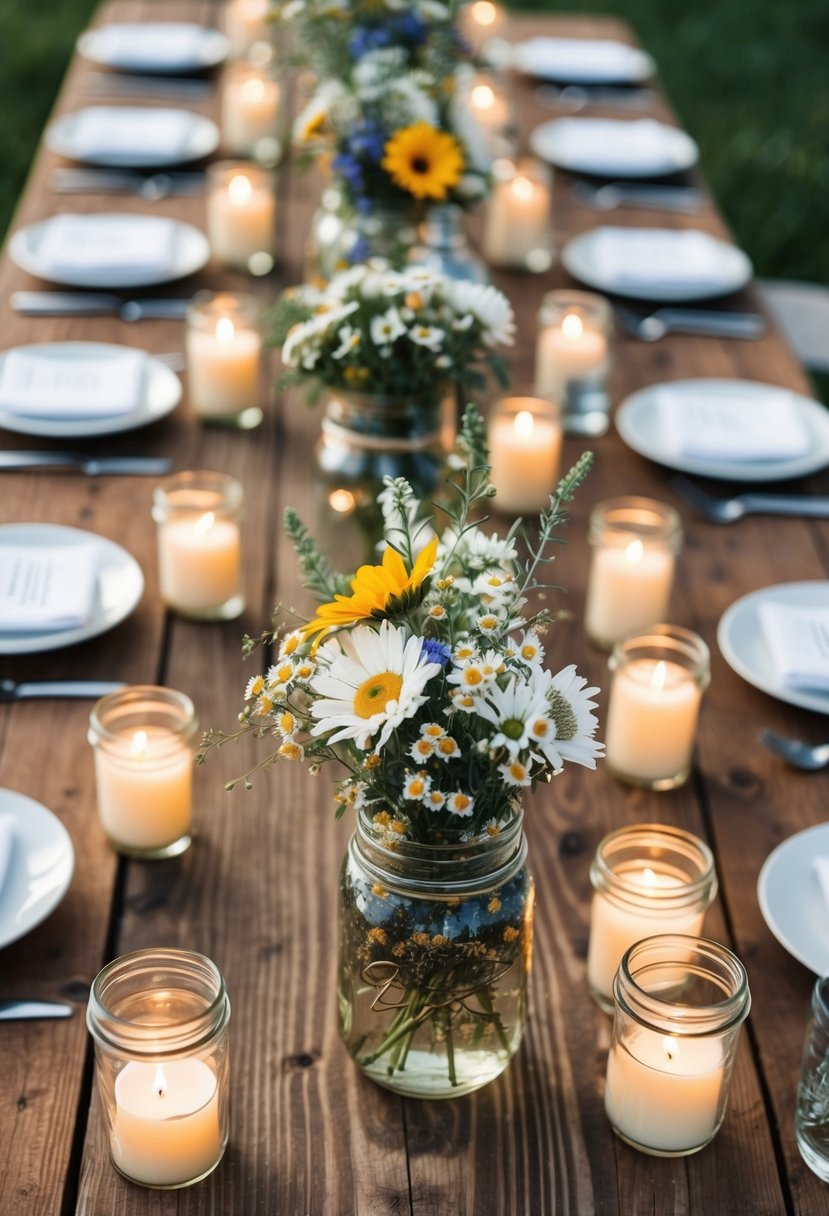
0 788 74 951
616 379 829 482
9 214 209 289
718 582 829 716
46 106 219 168
0 523 144 656
77 23 229 74
512 36 655 84
529 118 698 178
758 823 829 975
0 342 181 439
561 227 752 302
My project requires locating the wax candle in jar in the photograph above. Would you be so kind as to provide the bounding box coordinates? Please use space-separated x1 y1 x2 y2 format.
605 935 750 1156
483 158 552 271
207 162 276 273
535 291 613 435
586 824 717 1012
186 291 263 427
87 948 231 1189
458 0 508 59
88 686 197 858
221 62 280 159
488 396 563 515
465 73 513 156
224 0 270 57
604 626 710 790
153 471 245 620
584 497 682 648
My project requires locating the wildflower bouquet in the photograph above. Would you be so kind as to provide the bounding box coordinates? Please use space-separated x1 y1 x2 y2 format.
201 408 602 1094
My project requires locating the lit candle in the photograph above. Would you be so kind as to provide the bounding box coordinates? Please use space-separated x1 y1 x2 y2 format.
186 292 262 424
488 397 563 515
112 1060 221 1187
585 537 674 647
466 75 512 155
207 163 276 272
605 656 704 787
224 0 270 57
605 1031 725 1154
535 310 608 396
458 0 508 58
221 65 280 157
483 160 552 270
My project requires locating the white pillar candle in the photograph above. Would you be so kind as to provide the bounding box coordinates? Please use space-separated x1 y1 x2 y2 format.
605 658 702 784
489 399 563 515
187 315 262 417
467 78 512 154
483 166 551 269
221 69 280 157
459 0 508 57
94 726 193 853
112 1060 221 1187
224 0 270 57
207 166 275 270
535 311 609 396
158 509 242 613
605 1032 724 1154
585 538 675 647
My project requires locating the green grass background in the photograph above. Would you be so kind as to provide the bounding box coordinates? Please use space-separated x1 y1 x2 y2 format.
0 0 827 287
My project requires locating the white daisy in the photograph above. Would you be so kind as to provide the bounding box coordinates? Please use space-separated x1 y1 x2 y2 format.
499 758 532 787
309 621 441 751
531 664 604 771
408 324 445 351
276 711 298 737
245 675 265 701
409 737 436 762
279 629 304 658
332 325 361 360
369 308 406 347
278 739 304 761
435 735 461 760
420 722 446 740
514 629 545 666
448 792 475 817
441 526 518 572
446 690 479 714
424 789 447 812
444 281 515 347
475 678 552 757
403 771 431 800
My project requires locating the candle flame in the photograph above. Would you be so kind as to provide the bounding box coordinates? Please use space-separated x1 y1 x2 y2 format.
471 84 495 112
130 730 149 757
241 77 266 103
662 1036 679 1063
153 1065 167 1099
472 0 498 26
329 488 356 514
561 313 584 341
513 409 535 440
651 660 668 692
624 538 644 566
642 866 657 886
511 175 534 202
216 317 236 346
195 511 215 536
228 173 253 205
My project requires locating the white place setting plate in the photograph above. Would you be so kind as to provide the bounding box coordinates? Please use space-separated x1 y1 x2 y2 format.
561 226 752 301
0 341 182 439
529 118 698 178
758 823 829 975
718 582 829 716
0 788 74 952
0 523 144 656
615 379 829 482
46 106 219 169
77 22 230 74
9 213 209 290
512 36 655 84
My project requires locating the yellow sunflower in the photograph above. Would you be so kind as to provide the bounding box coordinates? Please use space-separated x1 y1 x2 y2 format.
302 537 439 647
381 123 464 201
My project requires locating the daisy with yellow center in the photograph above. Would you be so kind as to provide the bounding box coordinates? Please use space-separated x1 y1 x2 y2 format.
381 122 465 202
448 792 475 817
453 642 477 662
425 790 446 811
448 690 478 713
278 740 304 761
279 630 303 657
245 675 265 700
500 759 532 787
256 694 275 717
421 722 445 740
477 614 501 636
436 736 461 759
403 772 431 800
268 660 295 687
301 537 438 647
278 711 297 736
410 737 436 761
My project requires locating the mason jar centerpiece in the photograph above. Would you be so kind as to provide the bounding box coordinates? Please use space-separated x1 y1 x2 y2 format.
202 411 603 1096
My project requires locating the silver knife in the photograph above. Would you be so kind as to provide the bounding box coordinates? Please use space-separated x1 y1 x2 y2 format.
0 1000 73 1020
0 452 173 476
52 168 206 198
0 679 125 702
11 292 192 321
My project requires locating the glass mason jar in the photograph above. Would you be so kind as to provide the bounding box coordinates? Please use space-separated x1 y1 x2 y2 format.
409 204 489 285
87 948 231 1189
88 685 198 859
153 470 245 620
483 158 553 273
605 935 751 1157
220 59 281 163
317 199 424 278
488 393 563 516
605 625 711 791
795 975 829 1182
186 292 264 429
338 807 534 1098
206 162 276 276
587 823 718 1013
535 290 613 437
584 496 683 649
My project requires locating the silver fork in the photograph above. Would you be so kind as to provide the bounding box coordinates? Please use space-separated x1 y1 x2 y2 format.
757 728 829 771
670 475 829 523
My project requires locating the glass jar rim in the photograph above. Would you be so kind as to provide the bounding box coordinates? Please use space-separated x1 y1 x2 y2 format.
87 948 230 1056
187 290 262 329
588 495 683 547
539 288 612 323
590 822 717 911
614 934 751 1036
609 624 711 684
206 160 276 187
812 975 829 1030
152 469 244 518
89 684 198 754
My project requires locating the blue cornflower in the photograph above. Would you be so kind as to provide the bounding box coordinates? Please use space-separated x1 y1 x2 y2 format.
393 12 427 45
349 24 392 58
422 639 452 668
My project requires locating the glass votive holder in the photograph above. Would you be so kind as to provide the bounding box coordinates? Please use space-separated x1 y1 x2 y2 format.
224 0 270 58
206 161 276 275
87 948 231 1189
153 471 245 620
584 496 683 649
488 394 563 516
605 935 751 1157
795 975 829 1182
482 157 553 273
535 290 613 436
465 71 515 158
186 291 263 429
587 824 718 1013
605 625 711 791
458 0 509 63
88 686 197 859
221 60 281 162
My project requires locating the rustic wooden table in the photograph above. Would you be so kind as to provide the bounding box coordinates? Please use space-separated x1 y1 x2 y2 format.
0 4 827 1213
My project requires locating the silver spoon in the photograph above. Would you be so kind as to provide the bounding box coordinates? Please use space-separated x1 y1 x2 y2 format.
670 476 829 523
757 728 829 771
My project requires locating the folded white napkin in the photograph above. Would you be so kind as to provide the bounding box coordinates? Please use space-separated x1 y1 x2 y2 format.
815 858 829 912
555 119 673 171
94 23 206 70
658 388 810 463
37 215 176 280
0 813 14 901
758 601 829 693
0 544 99 632
0 348 146 419
592 228 730 293
515 37 641 81
69 107 195 161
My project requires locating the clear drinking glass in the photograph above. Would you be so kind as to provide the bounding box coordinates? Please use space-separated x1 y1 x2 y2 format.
795 976 829 1182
